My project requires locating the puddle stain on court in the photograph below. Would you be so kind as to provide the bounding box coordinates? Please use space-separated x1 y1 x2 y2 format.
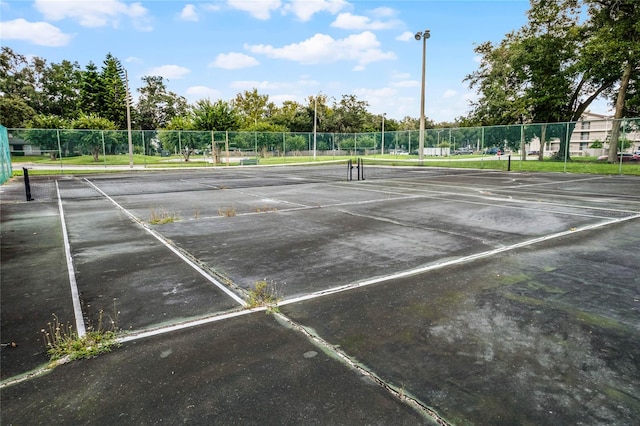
280 221 640 425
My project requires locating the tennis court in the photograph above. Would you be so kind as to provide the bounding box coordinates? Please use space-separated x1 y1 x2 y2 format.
2 162 639 424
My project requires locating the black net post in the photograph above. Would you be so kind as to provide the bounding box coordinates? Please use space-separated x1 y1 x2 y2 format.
507 155 511 172
23 167 33 201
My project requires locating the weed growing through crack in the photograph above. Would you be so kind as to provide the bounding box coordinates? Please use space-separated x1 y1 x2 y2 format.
218 207 237 217
254 206 278 213
194 208 200 219
41 299 121 362
247 281 280 313
149 209 179 224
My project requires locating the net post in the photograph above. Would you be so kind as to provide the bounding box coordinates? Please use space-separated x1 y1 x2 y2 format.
23 167 33 201
507 154 511 172
347 159 352 181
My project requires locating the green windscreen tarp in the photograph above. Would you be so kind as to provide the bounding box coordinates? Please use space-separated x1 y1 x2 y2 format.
0 125 12 184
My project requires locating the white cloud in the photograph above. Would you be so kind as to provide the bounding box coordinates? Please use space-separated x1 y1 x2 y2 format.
392 72 411 79
230 80 281 90
270 93 300 105
354 87 400 116
245 31 395 69
443 89 457 98
34 0 151 30
210 53 259 69
146 65 191 79
227 0 281 20
370 7 396 18
283 0 349 21
185 86 221 101
396 31 414 42
0 18 73 46
391 79 419 88
202 4 221 12
473 55 482 63
331 12 399 30
229 77 316 91
126 56 143 64
180 4 198 21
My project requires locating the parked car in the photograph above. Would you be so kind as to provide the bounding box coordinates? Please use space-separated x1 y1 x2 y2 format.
453 148 473 155
484 147 501 155
527 150 539 156
597 153 640 162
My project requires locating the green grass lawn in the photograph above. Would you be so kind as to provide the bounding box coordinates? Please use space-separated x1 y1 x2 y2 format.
9 153 640 176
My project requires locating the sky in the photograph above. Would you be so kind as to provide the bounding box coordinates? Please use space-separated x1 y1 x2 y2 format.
0 0 612 123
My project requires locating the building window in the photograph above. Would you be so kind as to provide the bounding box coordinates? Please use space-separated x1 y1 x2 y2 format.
580 142 588 150
581 121 590 130
581 132 589 140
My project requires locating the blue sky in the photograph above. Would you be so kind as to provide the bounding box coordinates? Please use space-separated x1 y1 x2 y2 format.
0 0 610 122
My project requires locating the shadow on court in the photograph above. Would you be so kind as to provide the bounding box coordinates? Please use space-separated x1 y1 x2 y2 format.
1 166 639 425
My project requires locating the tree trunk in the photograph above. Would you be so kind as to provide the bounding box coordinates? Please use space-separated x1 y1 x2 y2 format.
92 146 100 162
538 124 547 161
182 147 193 162
608 61 632 163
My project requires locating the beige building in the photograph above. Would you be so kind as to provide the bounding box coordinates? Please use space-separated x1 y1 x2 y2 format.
544 112 640 156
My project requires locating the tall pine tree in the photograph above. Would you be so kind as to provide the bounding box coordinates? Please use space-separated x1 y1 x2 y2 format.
101 53 127 129
79 61 104 116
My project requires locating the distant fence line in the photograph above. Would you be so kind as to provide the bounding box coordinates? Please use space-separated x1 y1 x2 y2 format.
5 118 640 159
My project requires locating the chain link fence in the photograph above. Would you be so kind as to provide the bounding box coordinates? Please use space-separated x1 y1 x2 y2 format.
4 118 639 166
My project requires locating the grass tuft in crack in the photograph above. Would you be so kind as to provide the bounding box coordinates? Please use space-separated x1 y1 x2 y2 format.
247 281 280 313
149 208 179 224
41 300 121 363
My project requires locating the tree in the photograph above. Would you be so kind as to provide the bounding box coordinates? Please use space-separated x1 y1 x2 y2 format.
40 60 82 119
135 75 188 130
306 94 333 134
0 47 42 127
232 88 272 129
69 113 117 161
270 100 310 132
0 97 36 128
26 114 69 159
465 0 634 161
330 94 370 133
100 53 128 128
158 115 209 162
191 98 239 131
79 61 104 116
583 0 640 161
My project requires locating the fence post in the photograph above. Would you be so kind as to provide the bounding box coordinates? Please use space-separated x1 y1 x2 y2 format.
225 131 229 166
56 129 63 173
102 130 106 168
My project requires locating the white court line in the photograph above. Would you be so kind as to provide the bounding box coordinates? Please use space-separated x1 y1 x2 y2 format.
279 213 640 307
118 308 263 343
337 180 639 218
55 181 86 337
82 178 247 307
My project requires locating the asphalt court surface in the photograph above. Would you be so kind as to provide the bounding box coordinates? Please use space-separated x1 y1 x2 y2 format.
1 164 639 424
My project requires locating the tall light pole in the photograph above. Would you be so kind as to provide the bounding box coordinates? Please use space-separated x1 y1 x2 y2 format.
381 112 386 155
313 92 324 160
313 94 318 160
125 69 133 169
415 29 430 163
